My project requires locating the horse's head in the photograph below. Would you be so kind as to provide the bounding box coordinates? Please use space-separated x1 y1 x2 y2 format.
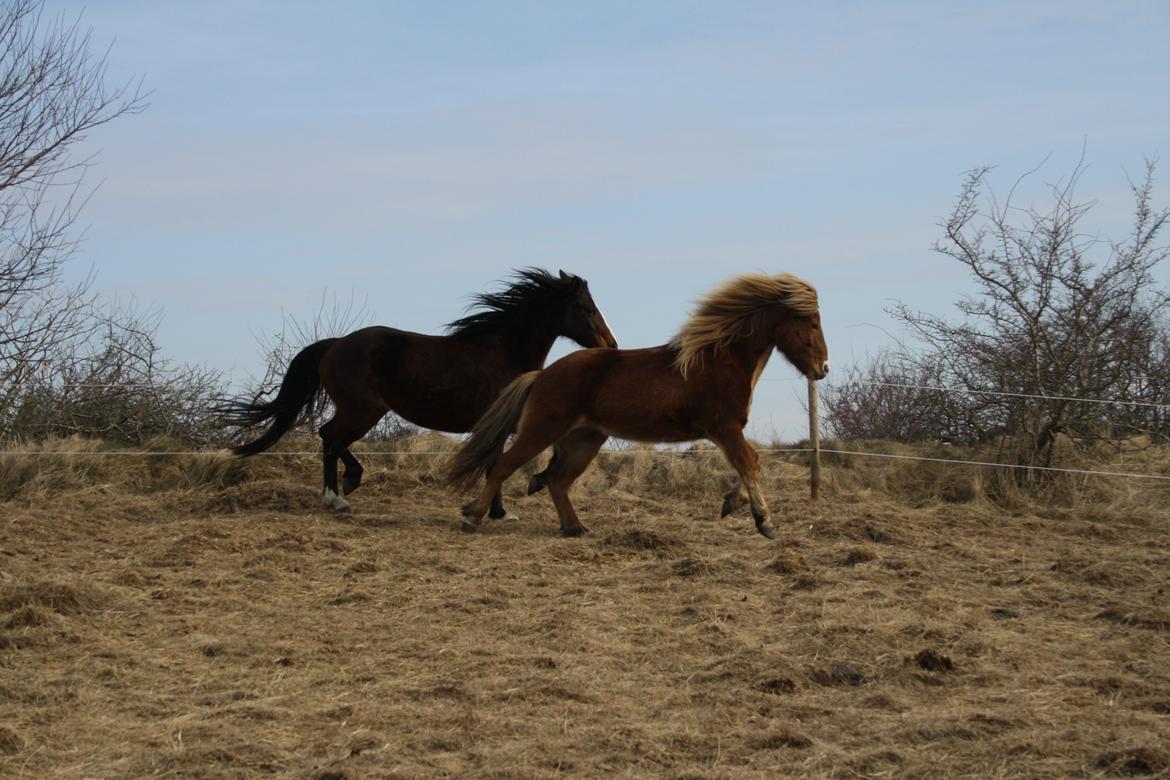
772 309 829 380
555 270 618 349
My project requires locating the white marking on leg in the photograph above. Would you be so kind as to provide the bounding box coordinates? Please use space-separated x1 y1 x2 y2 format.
322 487 351 512
502 511 520 522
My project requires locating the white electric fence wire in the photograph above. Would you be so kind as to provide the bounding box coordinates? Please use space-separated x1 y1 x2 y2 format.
12 377 1169 481
53 379 1170 410
3 446 1168 482
757 377 1170 410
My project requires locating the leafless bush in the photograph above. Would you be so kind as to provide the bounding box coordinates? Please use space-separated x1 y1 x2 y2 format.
5 304 227 446
823 355 980 442
829 155 1169 476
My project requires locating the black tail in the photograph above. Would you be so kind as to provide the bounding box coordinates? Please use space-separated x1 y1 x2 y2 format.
221 338 339 457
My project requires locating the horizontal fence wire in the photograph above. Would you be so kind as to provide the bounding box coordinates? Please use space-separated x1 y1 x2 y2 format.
46 378 1170 411
8 377 1168 481
3 445 1168 482
756 377 1170 410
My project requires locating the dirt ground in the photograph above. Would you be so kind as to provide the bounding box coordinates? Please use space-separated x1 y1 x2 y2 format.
1 437 1168 778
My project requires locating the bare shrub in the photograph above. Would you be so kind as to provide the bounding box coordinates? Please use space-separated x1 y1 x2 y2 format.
5 304 227 446
828 155 1170 479
823 355 975 442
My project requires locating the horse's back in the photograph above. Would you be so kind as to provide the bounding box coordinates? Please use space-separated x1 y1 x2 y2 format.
320 326 512 432
536 345 704 442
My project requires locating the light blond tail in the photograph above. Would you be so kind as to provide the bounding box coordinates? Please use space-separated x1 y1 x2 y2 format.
446 371 540 491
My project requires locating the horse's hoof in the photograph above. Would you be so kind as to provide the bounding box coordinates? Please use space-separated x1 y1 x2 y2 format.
500 512 519 522
720 497 736 518
561 525 590 538
526 474 547 495
342 478 361 495
322 489 352 512
461 520 479 534
756 523 777 540
460 503 476 518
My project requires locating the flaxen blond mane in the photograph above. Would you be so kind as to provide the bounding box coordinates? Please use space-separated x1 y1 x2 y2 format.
671 273 819 377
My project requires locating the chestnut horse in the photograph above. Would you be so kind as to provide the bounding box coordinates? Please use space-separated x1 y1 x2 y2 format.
223 269 617 514
448 273 828 538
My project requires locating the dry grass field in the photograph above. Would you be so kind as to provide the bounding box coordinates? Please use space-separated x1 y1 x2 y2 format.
1 435 1168 779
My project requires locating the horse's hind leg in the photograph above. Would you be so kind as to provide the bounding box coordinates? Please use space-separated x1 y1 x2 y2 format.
320 433 350 512
340 448 363 494
488 450 557 519
462 418 573 532
482 443 517 521
319 404 385 512
488 490 516 522
720 481 750 517
545 428 607 537
526 453 557 495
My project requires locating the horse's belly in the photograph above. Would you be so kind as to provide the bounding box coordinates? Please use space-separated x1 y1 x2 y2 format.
383 387 486 434
591 414 703 444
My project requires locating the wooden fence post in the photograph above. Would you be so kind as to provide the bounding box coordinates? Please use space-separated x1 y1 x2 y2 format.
808 377 821 500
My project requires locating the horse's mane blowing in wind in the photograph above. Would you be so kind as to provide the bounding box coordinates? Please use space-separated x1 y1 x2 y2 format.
671 272 820 377
444 268 581 338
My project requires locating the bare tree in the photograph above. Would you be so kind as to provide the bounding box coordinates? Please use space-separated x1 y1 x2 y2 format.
0 0 145 423
861 155 1170 474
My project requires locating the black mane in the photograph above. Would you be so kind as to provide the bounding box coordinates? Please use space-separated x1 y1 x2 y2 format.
445 268 578 337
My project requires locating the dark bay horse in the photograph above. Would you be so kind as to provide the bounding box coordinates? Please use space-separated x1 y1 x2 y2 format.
223 269 617 513
448 273 828 538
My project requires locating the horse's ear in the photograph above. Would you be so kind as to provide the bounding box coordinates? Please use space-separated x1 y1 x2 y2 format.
559 269 583 289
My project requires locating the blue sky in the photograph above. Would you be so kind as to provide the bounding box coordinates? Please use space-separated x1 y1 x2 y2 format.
59 1 1170 439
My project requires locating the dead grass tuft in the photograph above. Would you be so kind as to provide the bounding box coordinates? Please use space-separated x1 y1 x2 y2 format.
600 527 686 557
0 726 23 756
810 662 867 687
842 546 878 566
0 581 108 614
764 551 806 575
1 604 53 628
912 648 955 672
745 729 813 750
1096 606 1170 632
671 555 745 578
755 677 798 695
1096 747 1169 776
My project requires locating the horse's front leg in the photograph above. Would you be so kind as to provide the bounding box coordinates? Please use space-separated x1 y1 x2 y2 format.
710 428 775 539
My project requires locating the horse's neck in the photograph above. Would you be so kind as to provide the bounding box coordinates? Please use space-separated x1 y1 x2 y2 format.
497 319 559 371
725 336 775 391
